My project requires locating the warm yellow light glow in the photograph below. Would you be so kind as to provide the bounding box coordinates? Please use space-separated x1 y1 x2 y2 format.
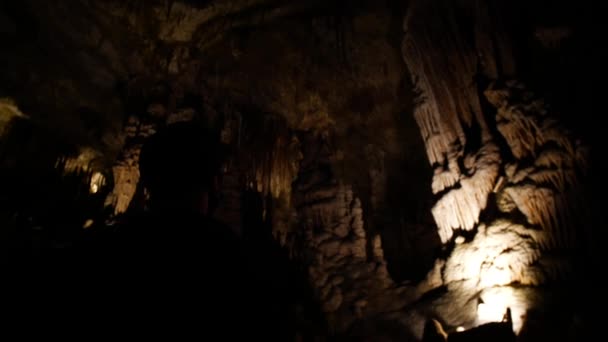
443 221 540 288
477 302 505 323
479 266 512 288
476 287 527 334
456 326 465 332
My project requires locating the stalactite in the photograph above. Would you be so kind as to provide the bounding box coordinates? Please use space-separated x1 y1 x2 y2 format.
431 154 460 194
398 0 587 334
486 82 587 254
431 168 458 194
404 0 509 246
403 0 497 169
411 86 460 166
504 185 573 251
527 168 577 191
534 148 573 170
432 143 500 243
488 83 580 161
56 147 102 175
241 114 301 201
496 110 542 160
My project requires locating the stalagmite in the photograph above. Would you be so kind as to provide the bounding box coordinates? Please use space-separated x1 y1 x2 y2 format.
291 132 414 333
242 115 301 201
104 115 157 215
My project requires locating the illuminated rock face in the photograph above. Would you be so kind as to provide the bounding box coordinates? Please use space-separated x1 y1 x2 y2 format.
444 221 541 288
104 116 157 215
486 82 589 252
431 143 501 242
401 0 588 336
403 0 505 245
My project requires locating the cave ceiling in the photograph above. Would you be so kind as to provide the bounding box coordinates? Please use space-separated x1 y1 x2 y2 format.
0 0 596 158
1 0 430 223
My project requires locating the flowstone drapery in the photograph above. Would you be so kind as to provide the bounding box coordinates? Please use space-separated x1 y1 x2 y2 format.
399 0 588 335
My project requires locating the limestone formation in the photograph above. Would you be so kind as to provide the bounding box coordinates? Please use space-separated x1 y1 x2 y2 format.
431 143 501 242
403 0 505 244
293 135 400 332
400 0 589 335
0 98 27 136
104 115 158 215
486 82 588 252
0 0 595 339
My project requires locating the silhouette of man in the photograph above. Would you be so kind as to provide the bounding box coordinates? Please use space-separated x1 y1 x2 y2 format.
92 121 257 339
19 121 261 340
137 121 222 217
3 121 284 340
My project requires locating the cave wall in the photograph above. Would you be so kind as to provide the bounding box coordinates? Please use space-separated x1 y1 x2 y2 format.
1 3 438 333
2 0 438 278
399 0 593 338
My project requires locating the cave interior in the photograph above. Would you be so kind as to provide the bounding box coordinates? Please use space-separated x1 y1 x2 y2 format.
0 0 605 340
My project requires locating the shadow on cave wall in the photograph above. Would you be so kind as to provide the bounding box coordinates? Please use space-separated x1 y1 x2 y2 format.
364 74 441 284
381 156 440 283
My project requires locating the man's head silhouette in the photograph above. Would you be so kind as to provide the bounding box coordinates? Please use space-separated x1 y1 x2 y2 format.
138 121 222 215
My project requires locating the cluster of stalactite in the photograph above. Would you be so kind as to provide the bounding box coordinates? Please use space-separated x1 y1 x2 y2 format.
239 113 301 202
486 81 589 253
54 146 108 197
402 0 586 278
399 0 588 335
213 110 302 237
103 103 301 226
290 133 438 336
430 142 501 242
55 147 102 175
402 0 512 244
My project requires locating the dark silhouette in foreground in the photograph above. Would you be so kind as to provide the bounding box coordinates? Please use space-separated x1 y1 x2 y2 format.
422 308 516 342
3 122 285 340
